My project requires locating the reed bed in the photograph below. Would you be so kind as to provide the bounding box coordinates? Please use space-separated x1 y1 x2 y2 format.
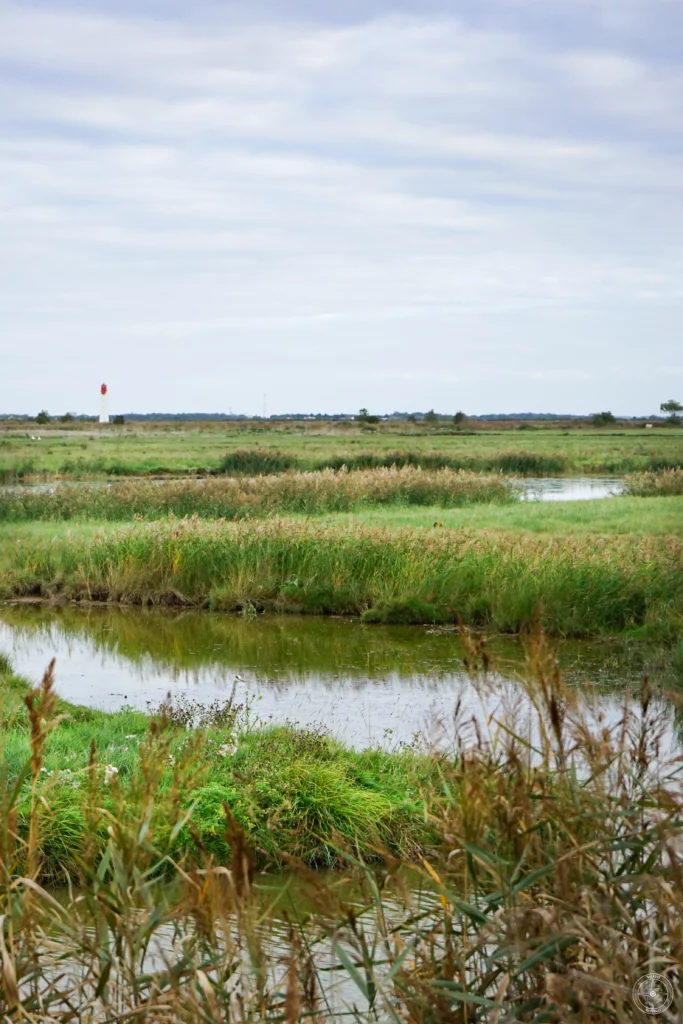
219 448 574 476
0 467 516 523
1 633 682 1020
1 517 681 640
623 468 683 497
219 447 683 477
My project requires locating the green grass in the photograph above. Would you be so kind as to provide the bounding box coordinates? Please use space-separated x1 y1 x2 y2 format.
318 495 683 535
0 516 680 640
0 493 677 543
0 660 435 876
2 420 682 479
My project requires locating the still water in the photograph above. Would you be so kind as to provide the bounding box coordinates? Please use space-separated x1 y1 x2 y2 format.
519 477 623 501
0 604 672 749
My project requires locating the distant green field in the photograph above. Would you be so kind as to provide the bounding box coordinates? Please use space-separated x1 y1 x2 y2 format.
1 420 682 479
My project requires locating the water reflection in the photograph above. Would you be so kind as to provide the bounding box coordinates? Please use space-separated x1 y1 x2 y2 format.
519 477 623 501
0 604 673 748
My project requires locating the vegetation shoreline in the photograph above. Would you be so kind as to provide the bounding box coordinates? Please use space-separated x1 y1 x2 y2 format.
0 657 439 877
1 516 681 642
2 638 682 1017
0 467 516 522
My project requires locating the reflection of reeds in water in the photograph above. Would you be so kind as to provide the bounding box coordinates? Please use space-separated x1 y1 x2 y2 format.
1 631 682 1019
0 605 671 699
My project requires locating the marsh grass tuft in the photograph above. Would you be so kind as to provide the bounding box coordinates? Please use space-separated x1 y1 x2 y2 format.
218 447 574 476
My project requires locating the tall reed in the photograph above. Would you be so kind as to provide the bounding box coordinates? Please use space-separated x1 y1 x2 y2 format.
623 468 683 496
220 448 573 476
1 633 682 1020
0 467 516 523
0 517 681 639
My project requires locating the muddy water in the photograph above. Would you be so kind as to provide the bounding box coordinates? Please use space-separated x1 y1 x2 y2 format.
0 604 675 749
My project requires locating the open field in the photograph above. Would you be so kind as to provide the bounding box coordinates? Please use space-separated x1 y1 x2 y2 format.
0 516 681 639
2 643 682 1018
1 420 682 479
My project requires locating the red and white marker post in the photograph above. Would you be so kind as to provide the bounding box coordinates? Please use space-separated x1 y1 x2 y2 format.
99 383 109 424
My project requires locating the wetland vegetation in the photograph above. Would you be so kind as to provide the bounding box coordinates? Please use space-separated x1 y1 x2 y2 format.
1 634 682 1019
0 517 681 641
2 419 682 481
1 420 682 1018
0 467 516 522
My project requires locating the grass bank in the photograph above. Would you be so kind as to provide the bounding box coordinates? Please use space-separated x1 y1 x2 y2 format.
2 639 682 1019
0 517 681 640
0 467 515 523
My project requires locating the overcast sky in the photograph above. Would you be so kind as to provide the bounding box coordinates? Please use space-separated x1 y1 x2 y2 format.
1 0 682 416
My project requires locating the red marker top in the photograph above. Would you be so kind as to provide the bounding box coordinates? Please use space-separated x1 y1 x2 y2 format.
101 384 107 395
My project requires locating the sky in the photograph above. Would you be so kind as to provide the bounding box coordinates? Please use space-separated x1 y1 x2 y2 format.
1 0 682 416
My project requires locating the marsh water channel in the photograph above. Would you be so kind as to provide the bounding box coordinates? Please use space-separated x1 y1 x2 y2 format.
0 604 677 750
3 475 624 501
3 605 680 1018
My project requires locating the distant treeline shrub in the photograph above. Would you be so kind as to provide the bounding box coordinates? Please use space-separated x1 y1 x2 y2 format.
0 467 516 522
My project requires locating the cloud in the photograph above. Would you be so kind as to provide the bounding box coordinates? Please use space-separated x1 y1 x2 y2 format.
0 0 681 414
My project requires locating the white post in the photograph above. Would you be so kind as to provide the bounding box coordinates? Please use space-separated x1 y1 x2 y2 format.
99 384 109 424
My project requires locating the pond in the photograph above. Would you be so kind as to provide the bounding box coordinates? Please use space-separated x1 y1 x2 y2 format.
0 604 676 750
518 477 623 501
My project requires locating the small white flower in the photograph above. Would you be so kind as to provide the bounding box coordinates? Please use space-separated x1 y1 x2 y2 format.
104 764 119 784
125 734 137 740
217 742 237 758
167 755 176 766
40 767 48 773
